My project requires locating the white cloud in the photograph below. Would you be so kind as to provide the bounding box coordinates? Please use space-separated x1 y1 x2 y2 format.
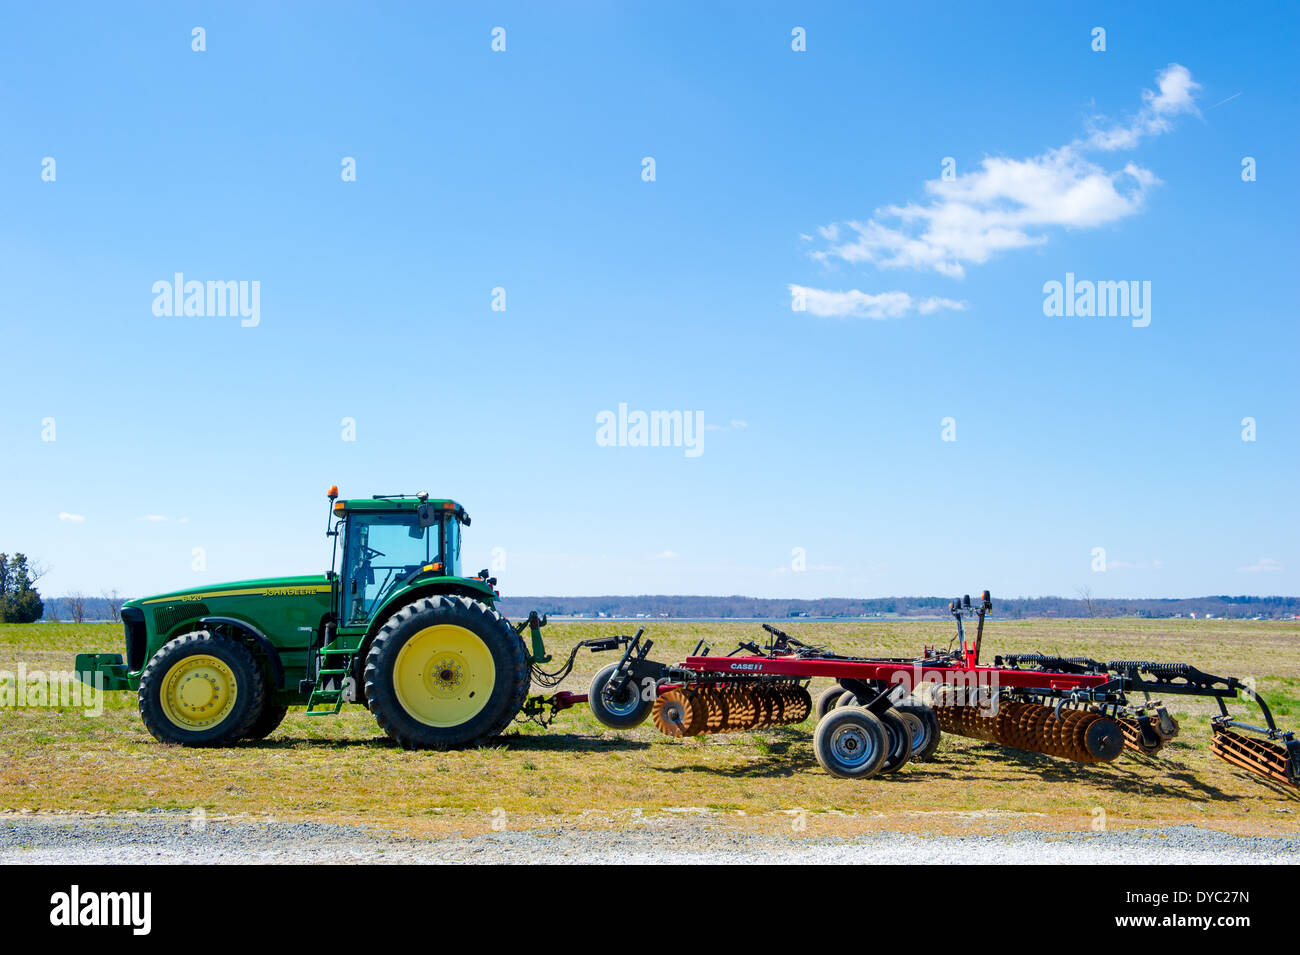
139 515 168 522
58 512 85 523
805 64 1200 279
648 550 679 560
790 284 968 319
1083 64 1202 151
1237 557 1282 573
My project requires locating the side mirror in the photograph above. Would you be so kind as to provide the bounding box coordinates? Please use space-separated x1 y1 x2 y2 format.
416 503 438 528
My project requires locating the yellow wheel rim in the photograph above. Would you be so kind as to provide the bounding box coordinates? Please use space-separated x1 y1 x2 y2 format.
393 625 496 727
160 653 239 730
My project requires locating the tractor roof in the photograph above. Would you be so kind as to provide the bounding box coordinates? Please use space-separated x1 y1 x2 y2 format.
334 494 469 522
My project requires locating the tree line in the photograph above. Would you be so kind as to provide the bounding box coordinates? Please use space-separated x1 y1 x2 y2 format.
497 593 1300 620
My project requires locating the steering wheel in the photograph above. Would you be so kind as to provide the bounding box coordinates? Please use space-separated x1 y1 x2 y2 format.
362 545 386 559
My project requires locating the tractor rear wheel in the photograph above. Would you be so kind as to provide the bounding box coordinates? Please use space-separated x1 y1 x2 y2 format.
363 595 529 749
138 631 265 746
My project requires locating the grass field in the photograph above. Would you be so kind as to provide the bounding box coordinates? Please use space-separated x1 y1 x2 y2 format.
2 618 1297 839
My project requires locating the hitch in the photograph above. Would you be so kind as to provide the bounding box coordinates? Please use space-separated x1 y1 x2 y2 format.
513 610 551 665
517 690 589 729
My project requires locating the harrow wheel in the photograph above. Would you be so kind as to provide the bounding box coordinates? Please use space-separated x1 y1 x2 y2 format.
893 701 942 761
813 708 890 779
588 663 653 729
816 685 846 719
877 709 914 774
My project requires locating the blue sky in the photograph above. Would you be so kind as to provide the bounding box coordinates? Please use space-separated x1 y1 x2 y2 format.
2 2 1297 601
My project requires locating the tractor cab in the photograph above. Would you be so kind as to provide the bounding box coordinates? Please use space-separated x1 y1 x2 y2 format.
329 490 470 626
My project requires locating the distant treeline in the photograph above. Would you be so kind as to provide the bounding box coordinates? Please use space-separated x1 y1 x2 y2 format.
34 592 1300 624
497 594 1300 620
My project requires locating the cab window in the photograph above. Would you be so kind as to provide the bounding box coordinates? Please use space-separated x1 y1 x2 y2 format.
342 511 442 624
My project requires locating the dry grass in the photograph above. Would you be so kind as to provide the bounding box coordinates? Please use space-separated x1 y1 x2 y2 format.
2 618 1297 838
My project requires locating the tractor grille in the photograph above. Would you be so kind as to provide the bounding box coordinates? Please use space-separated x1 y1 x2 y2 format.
153 602 210 636
122 606 148 671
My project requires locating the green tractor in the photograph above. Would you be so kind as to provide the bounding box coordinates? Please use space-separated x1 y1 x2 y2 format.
74 488 577 748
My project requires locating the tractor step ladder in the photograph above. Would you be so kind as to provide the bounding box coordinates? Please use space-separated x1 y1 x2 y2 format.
306 639 355 716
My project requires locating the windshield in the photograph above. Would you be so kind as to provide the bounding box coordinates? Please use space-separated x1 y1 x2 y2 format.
342 511 443 625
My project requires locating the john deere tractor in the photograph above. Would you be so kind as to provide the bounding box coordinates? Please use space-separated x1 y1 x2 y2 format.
74 488 558 748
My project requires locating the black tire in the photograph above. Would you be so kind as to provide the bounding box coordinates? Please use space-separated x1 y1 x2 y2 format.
815 685 847 719
813 708 890 779
138 631 265 747
836 690 862 709
588 663 653 729
878 709 913 774
243 700 289 740
363 595 529 749
894 700 942 761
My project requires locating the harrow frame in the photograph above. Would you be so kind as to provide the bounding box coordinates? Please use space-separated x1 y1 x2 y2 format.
581 591 1299 785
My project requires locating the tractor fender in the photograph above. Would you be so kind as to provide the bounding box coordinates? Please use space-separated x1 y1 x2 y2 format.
364 580 497 641
351 582 501 702
197 616 286 689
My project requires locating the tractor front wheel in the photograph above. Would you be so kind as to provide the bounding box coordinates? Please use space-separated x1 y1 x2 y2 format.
138 631 265 746
363 596 529 749
243 700 289 740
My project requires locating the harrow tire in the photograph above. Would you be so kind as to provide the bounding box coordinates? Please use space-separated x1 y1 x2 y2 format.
244 700 289 741
813 708 890 779
878 709 914 774
835 691 863 709
816 685 847 719
363 595 530 750
138 631 265 747
588 663 653 729
894 701 942 761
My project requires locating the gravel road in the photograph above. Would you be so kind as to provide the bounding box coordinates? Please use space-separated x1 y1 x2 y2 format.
1 813 1296 864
